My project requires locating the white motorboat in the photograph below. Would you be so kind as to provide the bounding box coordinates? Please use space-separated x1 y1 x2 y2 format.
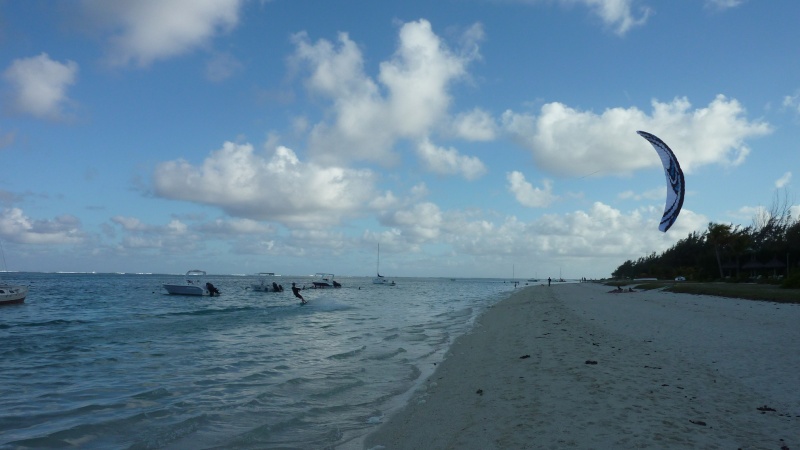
251 273 283 292
163 270 220 296
0 284 27 305
372 244 395 286
312 273 341 288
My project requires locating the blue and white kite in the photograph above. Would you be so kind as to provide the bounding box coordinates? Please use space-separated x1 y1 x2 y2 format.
637 131 685 232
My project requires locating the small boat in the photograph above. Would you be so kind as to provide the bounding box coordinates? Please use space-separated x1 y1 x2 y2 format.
0 284 27 305
251 273 283 292
372 244 396 286
163 270 220 296
312 273 341 288
373 275 396 286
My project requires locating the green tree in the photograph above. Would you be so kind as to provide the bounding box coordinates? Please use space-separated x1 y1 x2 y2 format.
706 222 733 279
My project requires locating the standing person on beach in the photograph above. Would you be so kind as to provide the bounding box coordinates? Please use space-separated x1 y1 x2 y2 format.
291 283 306 304
548 277 551 286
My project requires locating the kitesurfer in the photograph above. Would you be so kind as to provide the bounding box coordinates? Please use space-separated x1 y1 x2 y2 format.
292 283 306 304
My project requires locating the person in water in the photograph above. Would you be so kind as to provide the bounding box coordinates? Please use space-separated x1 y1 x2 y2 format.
205 282 220 296
291 283 306 304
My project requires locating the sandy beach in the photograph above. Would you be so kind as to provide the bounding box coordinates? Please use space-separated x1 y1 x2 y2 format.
362 283 799 450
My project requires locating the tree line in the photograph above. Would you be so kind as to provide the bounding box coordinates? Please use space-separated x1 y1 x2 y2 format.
612 191 800 287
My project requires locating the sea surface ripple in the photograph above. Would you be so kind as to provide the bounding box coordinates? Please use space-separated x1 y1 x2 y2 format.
0 272 520 449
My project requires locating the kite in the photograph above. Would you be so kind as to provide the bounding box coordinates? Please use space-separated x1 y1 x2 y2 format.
637 131 685 232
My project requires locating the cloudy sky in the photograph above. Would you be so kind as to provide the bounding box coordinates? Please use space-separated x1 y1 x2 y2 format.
1 0 798 279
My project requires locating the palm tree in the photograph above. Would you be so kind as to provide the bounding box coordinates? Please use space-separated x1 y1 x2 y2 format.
706 222 733 279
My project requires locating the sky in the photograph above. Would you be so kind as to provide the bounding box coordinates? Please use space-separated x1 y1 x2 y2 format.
1 0 799 279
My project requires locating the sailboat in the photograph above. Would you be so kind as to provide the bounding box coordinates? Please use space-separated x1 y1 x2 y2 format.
372 244 395 286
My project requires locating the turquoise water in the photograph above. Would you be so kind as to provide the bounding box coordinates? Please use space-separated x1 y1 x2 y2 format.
0 273 518 449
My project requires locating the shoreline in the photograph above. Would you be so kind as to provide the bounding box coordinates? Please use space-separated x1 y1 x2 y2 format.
361 283 799 449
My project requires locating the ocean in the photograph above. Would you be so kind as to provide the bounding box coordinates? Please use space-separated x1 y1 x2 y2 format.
0 272 521 449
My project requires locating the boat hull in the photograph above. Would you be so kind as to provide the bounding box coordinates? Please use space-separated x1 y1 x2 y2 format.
251 284 283 292
251 273 283 292
163 269 219 296
0 285 28 305
311 273 340 288
163 284 207 296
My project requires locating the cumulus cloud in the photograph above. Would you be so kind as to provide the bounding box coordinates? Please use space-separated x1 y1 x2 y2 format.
502 95 772 177
416 138 487 180
507 171 557 207
383 202 443 243
374 198 707 278
152 141 377 227
775 172 792 189
0 208 84 244
3 53 78 120
450 108 498 141
80 0 243 67
292 19 482 167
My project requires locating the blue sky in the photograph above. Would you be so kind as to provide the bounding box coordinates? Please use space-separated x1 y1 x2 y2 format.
1 0 798 279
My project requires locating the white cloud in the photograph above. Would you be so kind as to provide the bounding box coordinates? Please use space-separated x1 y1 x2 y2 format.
0 208 84 244
81 0 243 67
775 172 792 189
729 205 764 222
167 219 188 234
410 183 430 199
383 202 444 244
292 19 482 166
579 0 652 35
109 216 198 251
451 108 497 141
618 187 665 201
782 91 800 114
507 171 557 207
502 95 772 177
416 138 487 180
205 52 244 82
152 141 378 227
111 216 151 231
373 198 707 277
197 218 274 235
506 0 651 35
3 53 78 120
705 0 745 10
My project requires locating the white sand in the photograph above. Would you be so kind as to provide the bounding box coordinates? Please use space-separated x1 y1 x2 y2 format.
362 283 800 449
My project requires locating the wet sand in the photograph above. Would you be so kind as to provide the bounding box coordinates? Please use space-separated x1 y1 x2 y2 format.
362 283 799 449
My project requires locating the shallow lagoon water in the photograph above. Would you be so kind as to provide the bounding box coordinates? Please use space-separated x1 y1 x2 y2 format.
0 273 520 449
